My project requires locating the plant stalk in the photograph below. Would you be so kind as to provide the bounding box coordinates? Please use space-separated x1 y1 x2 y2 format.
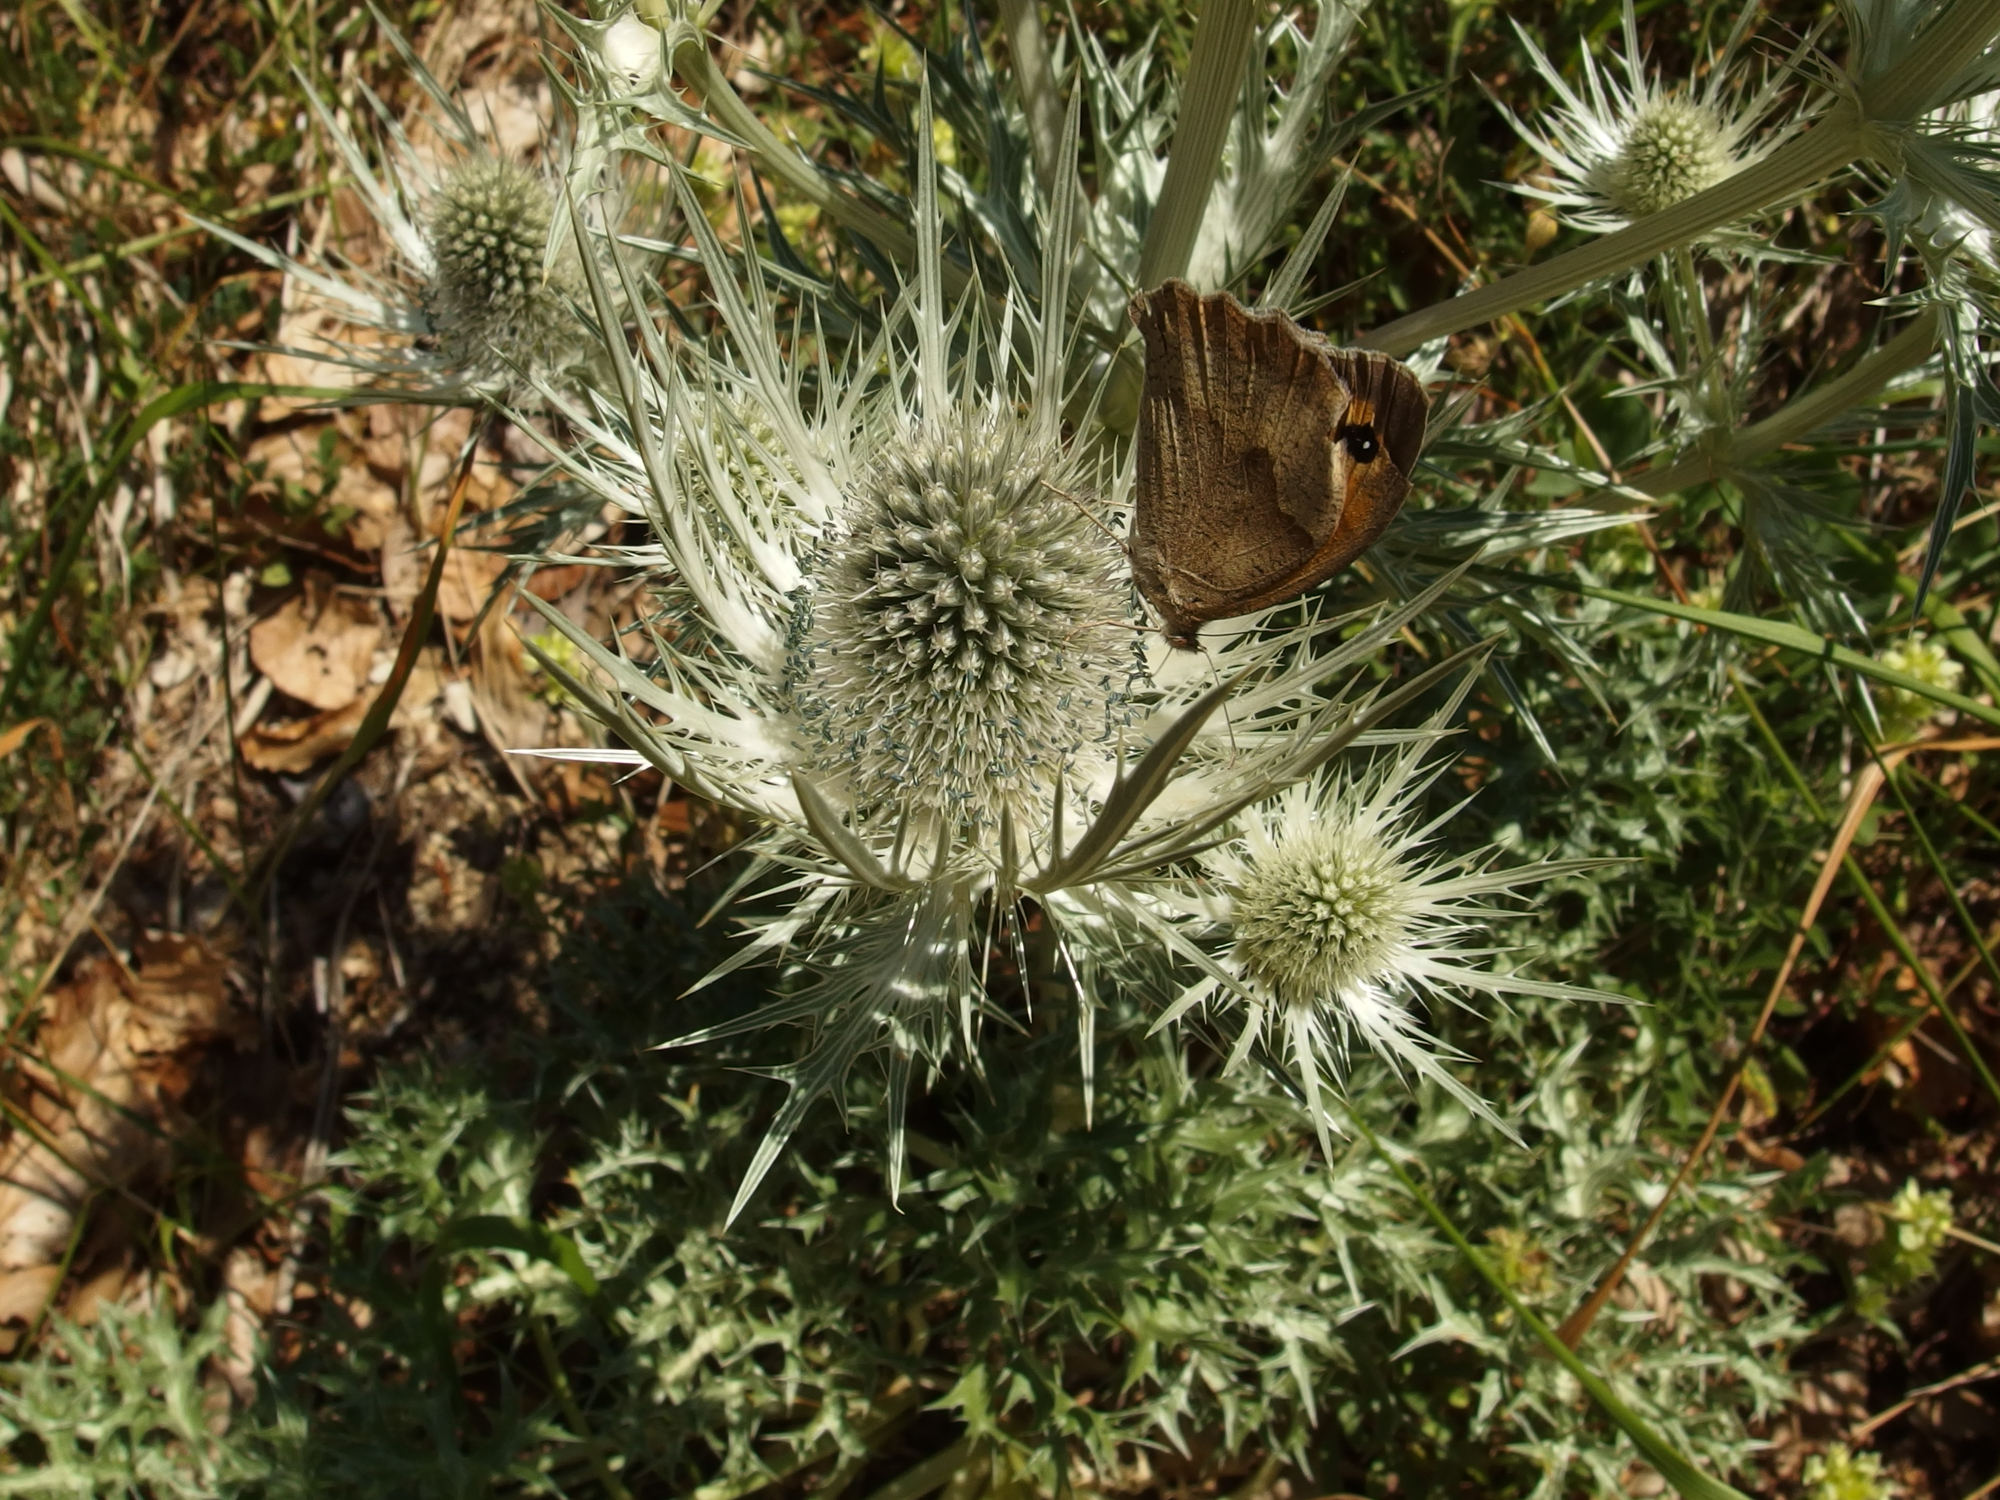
1861 0 2000 121
1633 306 1941 496
1361 115 1865 356
996 0 1064 196
1135 0 1262 289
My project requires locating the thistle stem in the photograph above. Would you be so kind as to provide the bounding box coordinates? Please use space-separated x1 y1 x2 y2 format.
1365 0 2000 355
1135 0 1262 288
1862 0 2000 121
1633 305 1940 495
997 0 1065 196
1361 114 1865 356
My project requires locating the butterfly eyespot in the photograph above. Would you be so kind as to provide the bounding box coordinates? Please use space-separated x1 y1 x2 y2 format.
1339 424 1379 463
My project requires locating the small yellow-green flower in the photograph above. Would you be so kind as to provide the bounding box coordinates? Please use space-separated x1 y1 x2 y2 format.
1877 635 1964 742
1881 1179 1954 1282
1803 1443 1895 1500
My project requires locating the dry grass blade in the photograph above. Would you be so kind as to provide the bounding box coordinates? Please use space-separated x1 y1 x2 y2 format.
1853 1356 2000 1439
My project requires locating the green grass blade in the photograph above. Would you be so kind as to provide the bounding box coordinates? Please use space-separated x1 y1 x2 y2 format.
1550 580 2000 727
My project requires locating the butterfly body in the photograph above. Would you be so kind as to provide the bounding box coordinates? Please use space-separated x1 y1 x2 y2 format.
1128 279 1428 649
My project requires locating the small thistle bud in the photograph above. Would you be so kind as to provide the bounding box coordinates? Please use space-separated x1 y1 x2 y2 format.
423 160 583 380
599 13 666 92
793 416 1128 824
1596 98 1734 217
1523 205 1561 255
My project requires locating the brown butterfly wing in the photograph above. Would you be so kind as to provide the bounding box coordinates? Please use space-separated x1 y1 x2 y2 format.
1130 279 1355 645
1302 347 1429 574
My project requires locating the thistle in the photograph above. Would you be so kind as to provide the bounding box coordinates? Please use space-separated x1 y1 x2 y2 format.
526 90 1501 1220
1501 0 1807 235
1156 714 1617 1160
192 24 611 402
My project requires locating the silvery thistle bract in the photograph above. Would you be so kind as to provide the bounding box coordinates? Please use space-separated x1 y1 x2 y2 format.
522 88 1528 1222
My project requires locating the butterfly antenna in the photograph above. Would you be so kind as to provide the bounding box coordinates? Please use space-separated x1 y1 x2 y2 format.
1197 638 1240 760
1040 478 1128 553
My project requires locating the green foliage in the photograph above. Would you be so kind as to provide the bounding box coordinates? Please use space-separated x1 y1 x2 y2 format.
6 0 2000 1494
3 871 1809 1496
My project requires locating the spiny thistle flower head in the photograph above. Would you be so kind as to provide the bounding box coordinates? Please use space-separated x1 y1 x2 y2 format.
1501 0 1806 234
526 103 1493 1221
1159 720 1617 1160
1230 812 1422 1006
423 159 585 381
793 415 1128 823
1597 96 1737 216
195 16 621 404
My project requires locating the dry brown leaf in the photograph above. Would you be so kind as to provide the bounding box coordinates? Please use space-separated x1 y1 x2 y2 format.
236 648 444 771
331 464 401 552
256 310 378 421
524 564 589 601
237 698 370 773
242 427 328 495
438 545 510 625
65 1256 129 1326
249 589 381 710
379 513 425 617
0 1265 60 1329
0 936 245 1270
218 1245 279 1403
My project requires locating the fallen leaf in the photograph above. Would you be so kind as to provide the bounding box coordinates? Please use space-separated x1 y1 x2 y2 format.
256 309 381 421
0 1265 60 1329
438 545 510 625
249 589 381 710
242 427 330 496
65 1256 128 1326
237 650 444 771
524 564 589 601
0 936 245 1271
238 699 370 772
331 463 401 551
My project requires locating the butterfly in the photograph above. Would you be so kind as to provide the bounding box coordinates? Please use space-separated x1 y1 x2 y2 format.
1128 278 1429 649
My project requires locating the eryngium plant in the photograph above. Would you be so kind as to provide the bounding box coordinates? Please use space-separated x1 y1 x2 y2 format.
526 96 1606 1220
198 29 602 399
